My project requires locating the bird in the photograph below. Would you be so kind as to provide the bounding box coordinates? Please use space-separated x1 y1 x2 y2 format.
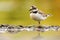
29 5 52 25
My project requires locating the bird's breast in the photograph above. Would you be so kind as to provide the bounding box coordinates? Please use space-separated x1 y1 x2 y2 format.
30 13 47 21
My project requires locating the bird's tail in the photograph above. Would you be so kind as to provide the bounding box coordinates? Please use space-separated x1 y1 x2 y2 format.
47 14 52 17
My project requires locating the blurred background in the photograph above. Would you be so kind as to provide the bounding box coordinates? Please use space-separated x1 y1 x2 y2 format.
0 0 60 40
0 0 60 25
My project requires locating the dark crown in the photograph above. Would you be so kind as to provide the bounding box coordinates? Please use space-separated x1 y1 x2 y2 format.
29 5 37 11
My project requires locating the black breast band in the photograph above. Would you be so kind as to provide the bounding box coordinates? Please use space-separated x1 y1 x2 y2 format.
33 11 38 13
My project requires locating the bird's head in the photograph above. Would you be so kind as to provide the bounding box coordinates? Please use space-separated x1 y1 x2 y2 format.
29 5 37 11
29 5 38 13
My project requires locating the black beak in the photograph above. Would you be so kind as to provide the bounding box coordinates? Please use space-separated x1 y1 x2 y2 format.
29 9 32 11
